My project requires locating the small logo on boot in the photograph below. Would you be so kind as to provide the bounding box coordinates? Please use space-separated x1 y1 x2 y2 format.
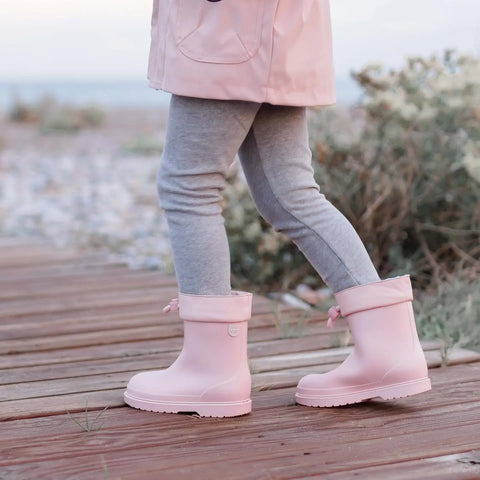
228 324 240 337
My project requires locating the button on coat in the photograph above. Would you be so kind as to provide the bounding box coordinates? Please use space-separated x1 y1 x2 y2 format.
147 0 336 107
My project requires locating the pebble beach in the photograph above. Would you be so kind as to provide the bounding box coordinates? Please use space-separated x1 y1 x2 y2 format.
0 106 177 271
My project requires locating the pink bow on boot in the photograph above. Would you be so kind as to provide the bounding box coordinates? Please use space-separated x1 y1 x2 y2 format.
162 298 179 314
326 305 341 328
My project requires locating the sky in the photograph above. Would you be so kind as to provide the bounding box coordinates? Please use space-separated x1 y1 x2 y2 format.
0 0 479 81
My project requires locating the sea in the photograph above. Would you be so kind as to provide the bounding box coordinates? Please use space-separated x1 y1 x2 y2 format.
0 77 363 111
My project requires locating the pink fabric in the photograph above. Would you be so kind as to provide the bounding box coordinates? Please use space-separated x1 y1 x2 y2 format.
147 0 336 107
335 274 414 317
177 290 253 322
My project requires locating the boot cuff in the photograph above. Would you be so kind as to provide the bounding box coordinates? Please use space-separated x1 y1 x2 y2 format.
178 290 253 322
335 275 413 316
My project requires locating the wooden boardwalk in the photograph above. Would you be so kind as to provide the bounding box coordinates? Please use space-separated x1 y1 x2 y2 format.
1 237 480 480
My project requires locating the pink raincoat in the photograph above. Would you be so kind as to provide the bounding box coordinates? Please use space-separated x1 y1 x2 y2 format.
147 0 336 107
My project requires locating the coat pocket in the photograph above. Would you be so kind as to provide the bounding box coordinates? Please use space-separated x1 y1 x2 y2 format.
173 0 265 64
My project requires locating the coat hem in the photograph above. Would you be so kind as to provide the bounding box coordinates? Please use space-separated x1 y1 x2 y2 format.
147 78 336 107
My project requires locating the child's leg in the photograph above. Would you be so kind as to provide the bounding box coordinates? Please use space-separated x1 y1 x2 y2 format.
238 103 380 294
156 94 261 295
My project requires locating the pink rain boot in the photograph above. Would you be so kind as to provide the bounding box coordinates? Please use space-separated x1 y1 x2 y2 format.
295 275 431 407
124 290 253 417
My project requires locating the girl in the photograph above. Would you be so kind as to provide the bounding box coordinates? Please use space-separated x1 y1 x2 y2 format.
124 0 431 417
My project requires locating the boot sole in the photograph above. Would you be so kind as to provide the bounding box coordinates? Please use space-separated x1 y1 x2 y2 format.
123 392 252 418
295 377 432 407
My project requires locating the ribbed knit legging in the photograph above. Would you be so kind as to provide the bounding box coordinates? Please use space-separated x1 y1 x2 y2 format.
156 94 380 295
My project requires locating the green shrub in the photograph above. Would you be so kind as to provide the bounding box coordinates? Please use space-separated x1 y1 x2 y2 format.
78 104 105 128
8 96 40 123
39 101 105 133
39 106 86 133
122 135 163 156
415 275 480 363
8 94 105 132
309 49 480 289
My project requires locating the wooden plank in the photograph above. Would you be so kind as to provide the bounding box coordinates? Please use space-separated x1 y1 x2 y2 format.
253 345 480 374
0 346 476 415
0 324 185 355
0 338 442 386
0 258 131 280
0 330 350 370
0 339 444 395
251 348 480 390
2 367 480 431
0 270 177 301
3 402 480 472
0 352 180 387
0 314 336 355
0 251 108 269
0 389 297 441
0 305 178 336
0 362 330 404
0 335 344 383
0 267 176 287
0 287 174 317
2 398 480 478
249 341 441 373
0 389 125 422
2 377 480 454
317 452 480 480
0 339 460 384
0 286 298 320
0 293 302 333
0 338 183 369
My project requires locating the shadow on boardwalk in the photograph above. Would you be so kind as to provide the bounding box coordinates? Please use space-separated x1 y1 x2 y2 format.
1 236 480 479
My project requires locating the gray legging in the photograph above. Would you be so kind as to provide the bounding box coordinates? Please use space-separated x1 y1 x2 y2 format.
156 94 380 295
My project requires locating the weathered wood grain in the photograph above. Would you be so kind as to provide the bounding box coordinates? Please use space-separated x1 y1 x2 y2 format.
317 452 480 480
1 237 480 480
2 407 480 479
